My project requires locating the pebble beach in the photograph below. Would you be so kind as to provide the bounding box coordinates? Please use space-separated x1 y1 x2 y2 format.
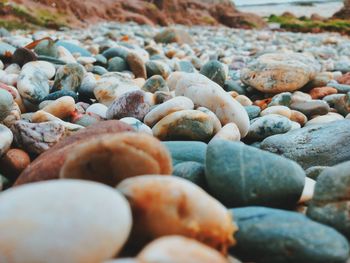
1 21 350 262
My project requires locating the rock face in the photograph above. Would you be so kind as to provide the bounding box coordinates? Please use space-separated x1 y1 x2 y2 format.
333 0 350 19
261 120 350 169
3 0 266 29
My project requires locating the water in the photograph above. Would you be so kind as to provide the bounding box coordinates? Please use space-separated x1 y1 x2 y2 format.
234 0 344 17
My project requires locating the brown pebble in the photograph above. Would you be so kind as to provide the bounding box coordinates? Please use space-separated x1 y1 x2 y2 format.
15 120 134 186
337 72 350 85
310 87 337 99
0 149 30 179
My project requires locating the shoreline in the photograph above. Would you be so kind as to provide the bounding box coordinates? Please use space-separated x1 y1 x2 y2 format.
237 1 343 17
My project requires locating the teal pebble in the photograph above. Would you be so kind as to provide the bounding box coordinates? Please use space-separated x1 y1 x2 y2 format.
205 140 305 208
173 161 207 189
107 57 128 72
43 90 78 102
200 60 226 87
162 141 207 166
142 75 169 93
224 79 246 94
231 206 349 263
307 161 350 239
244 105 261 120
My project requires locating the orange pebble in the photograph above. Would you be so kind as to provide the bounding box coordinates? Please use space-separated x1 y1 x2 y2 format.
0 149 31 179
310 87 337 99
254 98 272 110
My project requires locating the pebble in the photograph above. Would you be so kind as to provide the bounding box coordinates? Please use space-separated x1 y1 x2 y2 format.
53 63 85 92
260 105 292 119
244 105 261 120
305 112 344 126
86 103 108 119
137 236 227 263
0 149 30 179
60 133 172 185
170 72 250 137
231 207 349 263
41 96 76 120
305 166 329 180
241 52 320 93
200 60 227 87
261 120 350 169
0 180 132 263
108 56 128 72
163 141 207 166
116 175 235 253
206 140 305 208
307 161 350 239
211 123 241 142
12 120 68 155
0 89 14 121
106 90 151 121
15 121 133 185
290 100 330 117
0 124 13 157
17 65 50 104
144 96 193 127
152 110 214 141
94 72 139 106
142 75 169 93
310 86 338 99
119 117 153 134
247 114 293 140
173 161 206 188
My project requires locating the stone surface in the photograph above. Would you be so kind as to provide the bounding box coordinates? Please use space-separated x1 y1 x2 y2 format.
12 120 68 155
231 206 349 263
0 124 13 157
0 180 132 263
247 114 292 140
106 90 151 121
117 175 236 253
137 236 227 263
169 72 250 137
60 133 172 186
307 161 350 239
290 100 330 117
241 53 320 93
15 121 133 185
261 120 350 169
162 141 207 166
206 140 305 208
173 161 206 188
152 110 214 141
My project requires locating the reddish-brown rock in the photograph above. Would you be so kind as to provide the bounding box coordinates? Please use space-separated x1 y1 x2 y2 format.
3 0 266 29
15 120 133 186
0 149 31 179
310 87 338 99
337 72 350 85
333 0 350 19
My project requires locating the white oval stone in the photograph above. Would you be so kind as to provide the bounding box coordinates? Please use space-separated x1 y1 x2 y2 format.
305 112 344 126
22 61 56 79
168 72 250 137
0 180 132 263
211 123 241 142
0 124 13 157
144 96 194 127
86 103 108 119
119 117 153 135
261 105 292 119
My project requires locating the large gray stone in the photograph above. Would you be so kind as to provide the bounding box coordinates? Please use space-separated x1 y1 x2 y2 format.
261 120 350 169
307 161 350 239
